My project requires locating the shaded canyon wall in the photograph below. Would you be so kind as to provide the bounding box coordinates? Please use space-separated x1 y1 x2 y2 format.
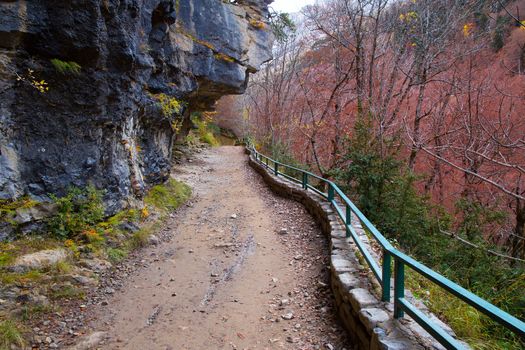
0 0 273 216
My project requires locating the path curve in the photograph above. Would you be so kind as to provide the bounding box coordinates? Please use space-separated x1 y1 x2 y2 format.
88 146 350 349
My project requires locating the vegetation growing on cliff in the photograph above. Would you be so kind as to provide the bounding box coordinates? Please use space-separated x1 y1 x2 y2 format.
190 112 220 146
144 178 191 214
151 93 186 132
0 197 39 228
0 179 191 348
47 186 104 240
15 68 49 93
50 59 81 75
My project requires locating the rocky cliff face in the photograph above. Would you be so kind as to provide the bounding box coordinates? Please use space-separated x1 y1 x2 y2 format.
0 0 273 213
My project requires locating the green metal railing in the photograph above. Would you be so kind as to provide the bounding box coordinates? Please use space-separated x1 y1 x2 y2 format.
249 146 525 350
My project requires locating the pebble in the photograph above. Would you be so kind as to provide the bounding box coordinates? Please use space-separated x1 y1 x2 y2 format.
281 312 294 320
148 235 160 245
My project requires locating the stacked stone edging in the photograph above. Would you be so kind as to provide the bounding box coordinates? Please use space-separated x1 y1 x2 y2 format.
247 152 465 350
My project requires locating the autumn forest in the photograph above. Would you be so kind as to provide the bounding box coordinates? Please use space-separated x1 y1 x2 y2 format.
217 0 525 347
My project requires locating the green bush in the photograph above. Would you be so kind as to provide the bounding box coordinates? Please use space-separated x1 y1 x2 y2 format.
191 113 220 146
50 59 81 75
0 320 25 350
106 248 128 263
492 16 510 51
185 133 199 146
47 186 104 239
144 178 191 213
330 114 525 348
50 285 85 300
199 131 219 146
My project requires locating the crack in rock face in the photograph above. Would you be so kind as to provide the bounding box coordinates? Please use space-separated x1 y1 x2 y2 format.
0 0 274 238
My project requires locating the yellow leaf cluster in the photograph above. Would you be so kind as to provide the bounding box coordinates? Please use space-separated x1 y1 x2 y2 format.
249 19 265 30
171 119 183 133
399 11 418 22
82 229 103 243
153 93 184 117
16 69 49 93
463 23 474 37
141 207 149 219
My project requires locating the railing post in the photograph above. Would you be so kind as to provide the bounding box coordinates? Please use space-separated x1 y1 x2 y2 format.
382 251 391 302
265 157 268 167
328 183 334 202
394 258 405 318
302 173 308 190
345 204 351 238
274 162 278 176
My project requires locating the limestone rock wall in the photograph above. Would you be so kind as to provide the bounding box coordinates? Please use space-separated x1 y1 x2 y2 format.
0 0 273 215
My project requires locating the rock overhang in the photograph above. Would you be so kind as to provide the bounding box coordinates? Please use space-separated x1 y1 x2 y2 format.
0 0 274 236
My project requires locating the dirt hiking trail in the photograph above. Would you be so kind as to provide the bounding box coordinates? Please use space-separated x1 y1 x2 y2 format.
87 146 350 350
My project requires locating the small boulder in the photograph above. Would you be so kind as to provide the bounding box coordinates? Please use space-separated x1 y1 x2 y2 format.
70 275 98 286
117 221 140 233
281 312 294 320
148 235 160 246
10 249 69 272
278 228 288 235
79 258 112 272
68 331 107 350
16 293 49 307
13 203 58 224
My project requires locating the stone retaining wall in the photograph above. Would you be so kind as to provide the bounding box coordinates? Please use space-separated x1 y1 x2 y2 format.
247 151 464 350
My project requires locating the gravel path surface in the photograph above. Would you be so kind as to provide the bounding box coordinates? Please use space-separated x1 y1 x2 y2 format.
80 146 352 349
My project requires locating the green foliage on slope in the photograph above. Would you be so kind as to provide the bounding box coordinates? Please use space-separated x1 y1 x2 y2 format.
50 59 81 75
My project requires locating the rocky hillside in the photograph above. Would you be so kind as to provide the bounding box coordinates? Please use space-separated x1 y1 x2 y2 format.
0 0 273 217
